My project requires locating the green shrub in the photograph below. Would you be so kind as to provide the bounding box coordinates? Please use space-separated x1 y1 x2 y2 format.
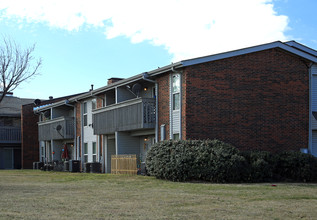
146 139 247 182
274 151 317 182
146 139 317 183
240 151 277 182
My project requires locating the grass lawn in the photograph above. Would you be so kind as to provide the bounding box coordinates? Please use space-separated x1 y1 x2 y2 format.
0 170 317 219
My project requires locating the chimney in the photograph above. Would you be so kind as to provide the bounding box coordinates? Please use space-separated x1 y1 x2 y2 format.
49 96 53 100
107 77 124 85
90 84 94 91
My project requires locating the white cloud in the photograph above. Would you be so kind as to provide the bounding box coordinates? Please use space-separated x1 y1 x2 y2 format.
0 0 289 61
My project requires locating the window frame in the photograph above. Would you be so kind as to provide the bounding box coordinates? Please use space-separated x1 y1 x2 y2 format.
83 102 88 127
84 143 88 163
172 74 180 111
92 142 97 162
92 98 97 110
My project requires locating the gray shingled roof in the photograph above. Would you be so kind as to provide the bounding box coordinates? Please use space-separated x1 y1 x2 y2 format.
0 96 34 117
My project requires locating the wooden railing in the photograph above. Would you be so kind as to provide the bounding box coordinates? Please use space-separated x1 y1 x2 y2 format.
111 154 137 175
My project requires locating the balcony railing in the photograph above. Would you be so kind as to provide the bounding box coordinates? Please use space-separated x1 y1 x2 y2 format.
38 116 74 141
0 127 21 143
93 98 155 134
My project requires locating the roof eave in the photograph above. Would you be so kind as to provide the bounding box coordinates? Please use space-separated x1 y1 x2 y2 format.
182 41 317 67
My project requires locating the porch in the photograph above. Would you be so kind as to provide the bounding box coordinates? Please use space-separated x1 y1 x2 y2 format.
0 127 21 144
38 116 75 141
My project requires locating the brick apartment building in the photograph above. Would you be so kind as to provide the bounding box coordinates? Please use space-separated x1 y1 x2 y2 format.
0 94 33 169
34 41 317 173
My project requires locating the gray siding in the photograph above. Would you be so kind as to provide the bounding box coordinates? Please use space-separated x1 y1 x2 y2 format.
172 110 180 134
312 67 317 130
106 138 116 173
52 106 73 118
38 117 74 141
312 131 317 157
93 98 155 135
117 86 136 103
116 131 140 155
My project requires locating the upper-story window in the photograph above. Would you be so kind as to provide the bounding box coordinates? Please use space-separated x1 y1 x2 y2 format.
92 98 97 110
172 74 180 110
83 102 88 126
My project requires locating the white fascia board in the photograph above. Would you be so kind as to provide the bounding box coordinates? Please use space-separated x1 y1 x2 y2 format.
284 41 317 57
83 62 183 97
33 102 62 113
182 41 317 67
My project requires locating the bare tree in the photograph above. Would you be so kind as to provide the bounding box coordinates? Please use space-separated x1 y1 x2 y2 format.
0 37 42 103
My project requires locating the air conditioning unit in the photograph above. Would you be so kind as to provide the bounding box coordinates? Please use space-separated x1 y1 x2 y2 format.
69 160 80 172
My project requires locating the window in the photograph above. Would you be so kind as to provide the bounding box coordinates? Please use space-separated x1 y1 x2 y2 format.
40 146 45 162
173 133 180 140
172 74 180 110
92 98 97 110
84 143 88 163
92 142 97 162
83 102 88 126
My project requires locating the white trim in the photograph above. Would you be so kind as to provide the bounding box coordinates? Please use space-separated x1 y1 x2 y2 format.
182 41 317 67
169 73 173 139
285 41 317 57
179 72 182 139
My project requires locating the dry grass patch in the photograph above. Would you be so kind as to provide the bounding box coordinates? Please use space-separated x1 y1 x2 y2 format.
0 170 317 219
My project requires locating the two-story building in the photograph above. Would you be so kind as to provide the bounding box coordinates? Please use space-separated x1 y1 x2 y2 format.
34 41 317 173
0 93 33 169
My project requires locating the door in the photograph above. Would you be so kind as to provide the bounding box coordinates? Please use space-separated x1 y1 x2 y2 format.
0 148 13 169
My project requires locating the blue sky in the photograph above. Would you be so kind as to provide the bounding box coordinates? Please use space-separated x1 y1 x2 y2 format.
0 0 316 99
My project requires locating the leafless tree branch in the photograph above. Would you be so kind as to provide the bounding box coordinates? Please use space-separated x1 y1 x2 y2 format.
0 36 42 103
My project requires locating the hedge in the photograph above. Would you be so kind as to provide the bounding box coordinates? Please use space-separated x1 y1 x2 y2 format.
145 139 317 183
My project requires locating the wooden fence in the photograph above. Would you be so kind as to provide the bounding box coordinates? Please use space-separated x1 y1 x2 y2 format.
111 154 138 175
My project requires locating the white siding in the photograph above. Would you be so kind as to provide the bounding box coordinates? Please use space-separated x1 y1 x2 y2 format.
172 110 180 133
83 99 97 163
312 131 317 157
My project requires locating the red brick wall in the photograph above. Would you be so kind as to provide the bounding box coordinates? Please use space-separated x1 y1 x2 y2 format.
21 104 39 169
183 48 310 152
181 71 187 139
157 73 170 140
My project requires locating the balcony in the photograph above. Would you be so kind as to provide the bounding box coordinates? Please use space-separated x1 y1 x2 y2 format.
93 98 155 135
0 127 21 144
38 117 74 141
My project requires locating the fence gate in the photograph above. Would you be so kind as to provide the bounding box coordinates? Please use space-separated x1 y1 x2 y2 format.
111 154 137 175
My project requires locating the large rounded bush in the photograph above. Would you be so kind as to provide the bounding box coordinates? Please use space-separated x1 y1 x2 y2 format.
146 139 247 182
